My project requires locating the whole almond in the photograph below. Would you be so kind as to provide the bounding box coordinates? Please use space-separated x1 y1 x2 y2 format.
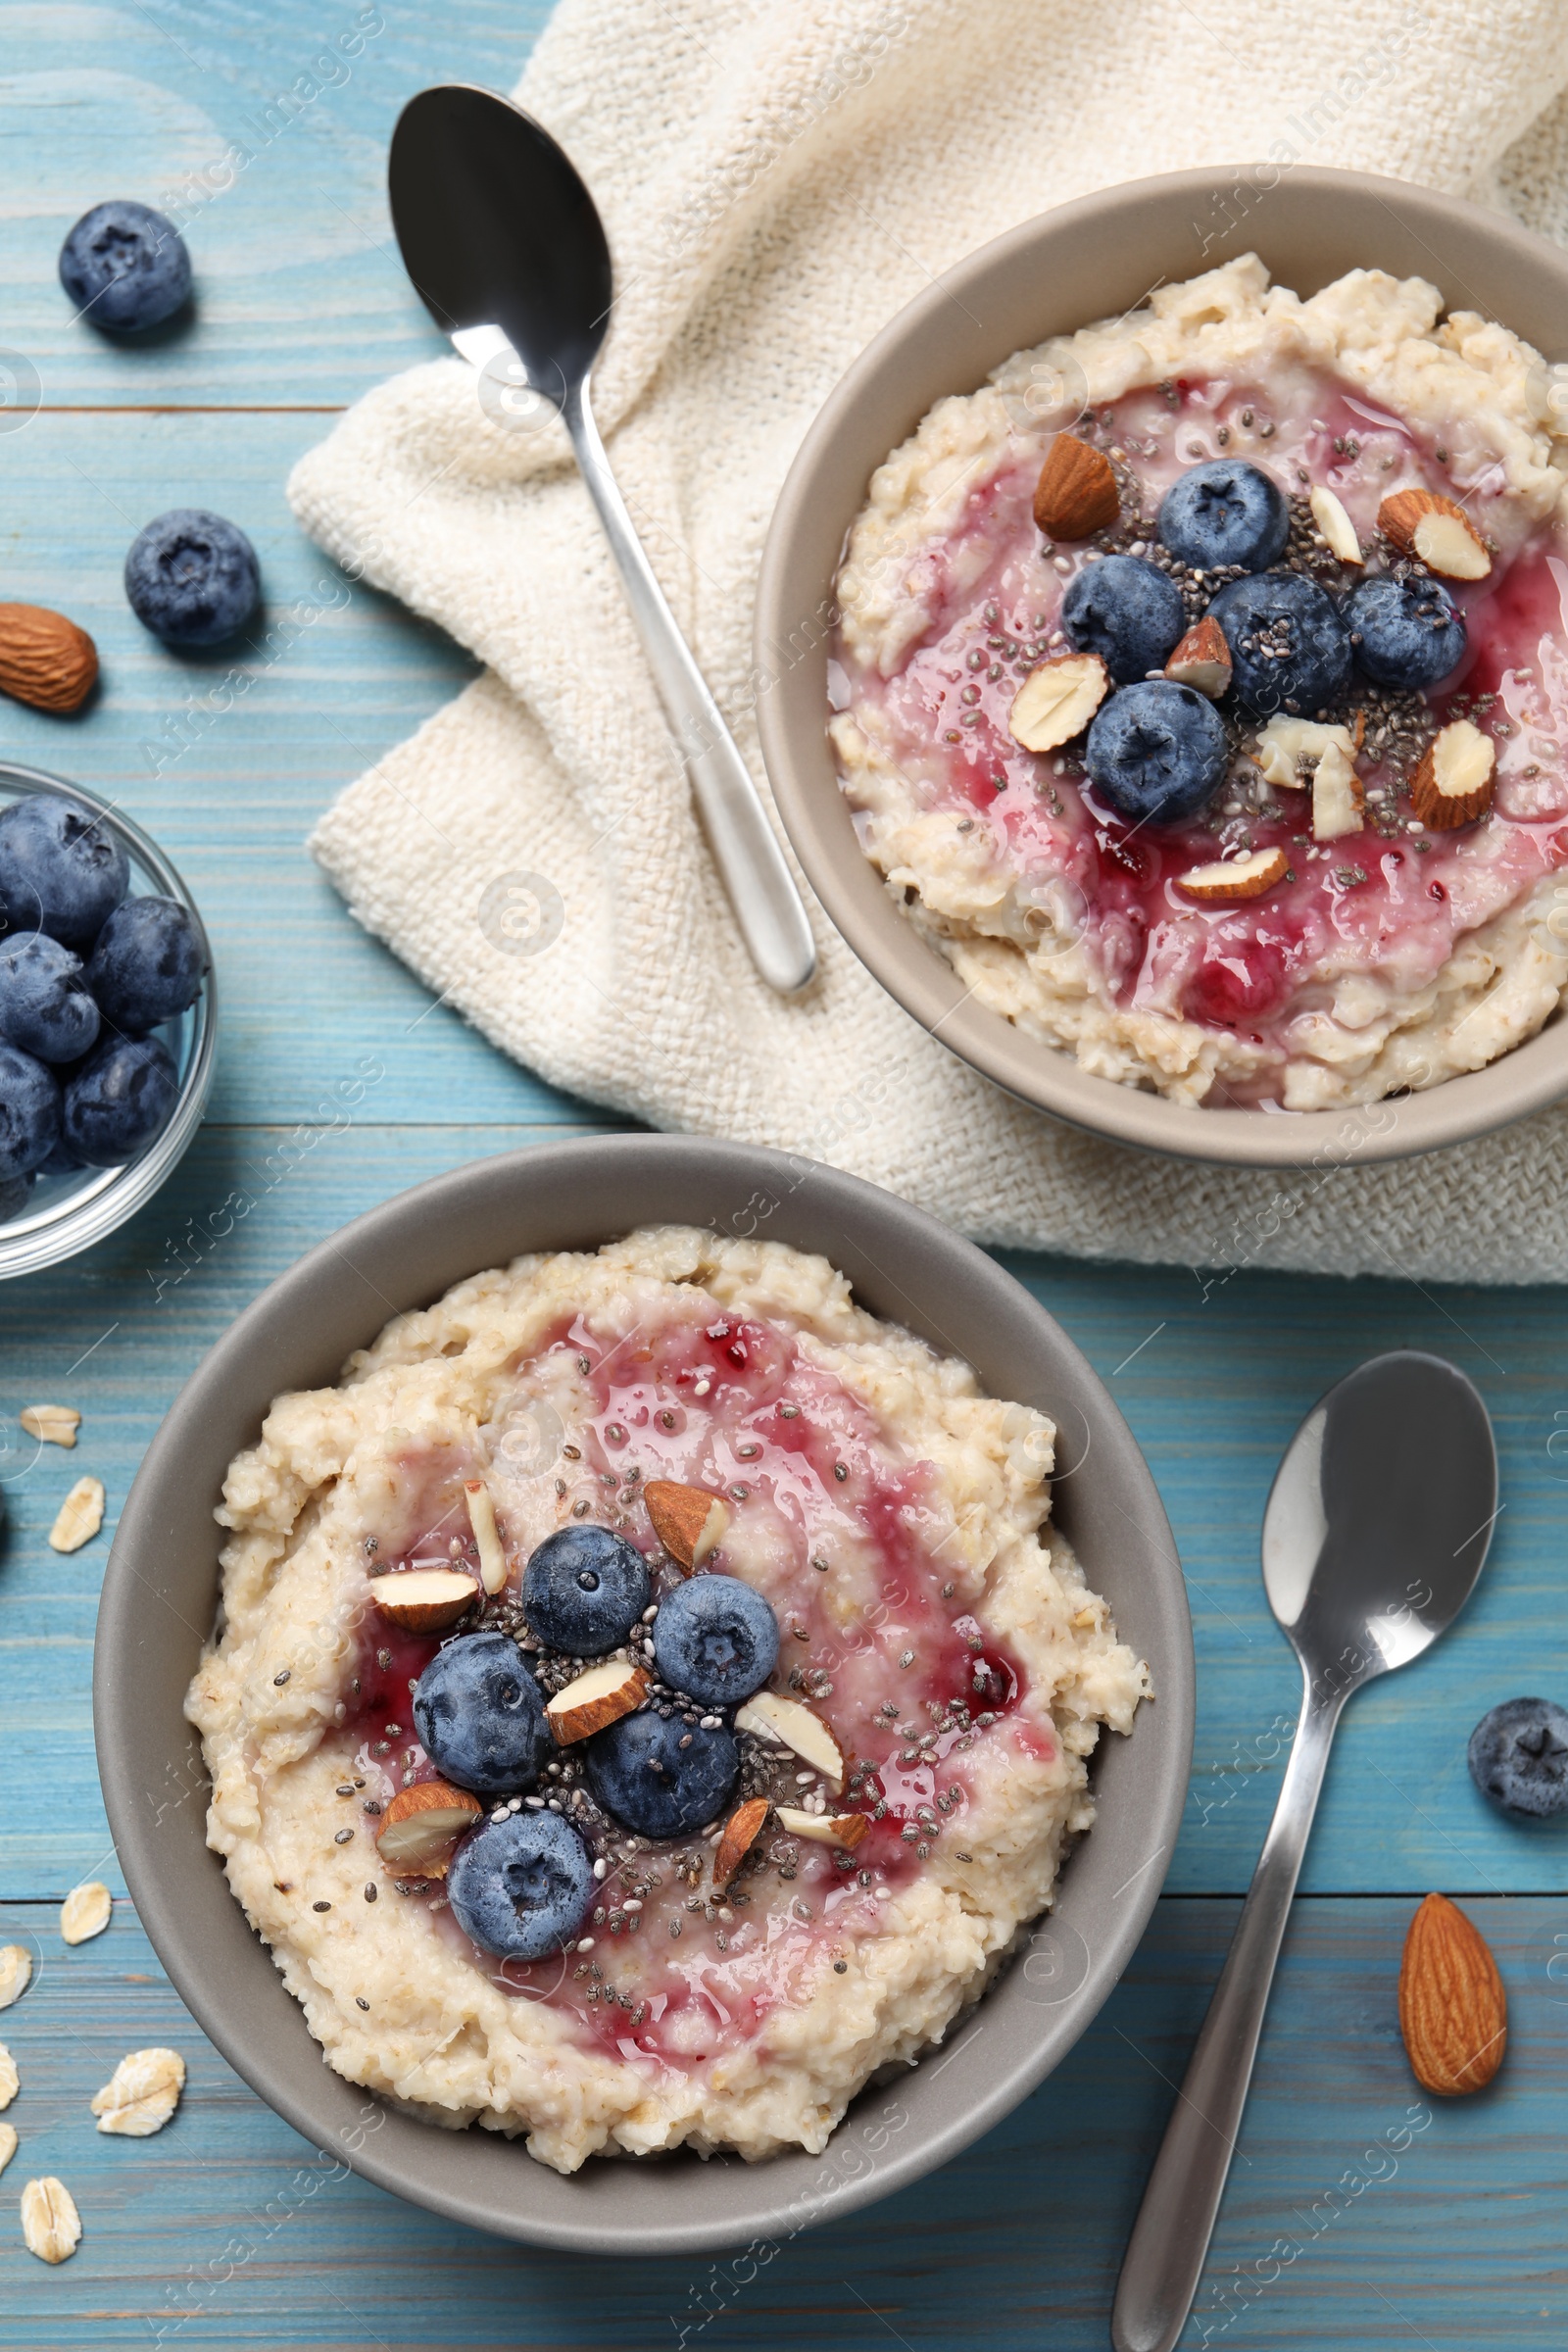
0 605 98 714
1033 433 1119 539
1398 1891 1506 2096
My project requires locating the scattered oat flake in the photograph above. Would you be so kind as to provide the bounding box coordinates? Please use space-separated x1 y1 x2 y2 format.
21 1404 78 1448
0 2045 16 2110
59 1883 111 1945
21 2176 80 2263
91 2046 184 2137
48 1477 104 1554
0 1949 30 2011
0 2124 15 2177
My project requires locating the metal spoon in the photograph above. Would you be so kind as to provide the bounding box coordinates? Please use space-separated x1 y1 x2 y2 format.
1112 1349 1496 2352
386 85 816 999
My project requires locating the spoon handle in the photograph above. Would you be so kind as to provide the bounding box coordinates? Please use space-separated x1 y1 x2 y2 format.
1111 1677 1344 2352
563 382 816 996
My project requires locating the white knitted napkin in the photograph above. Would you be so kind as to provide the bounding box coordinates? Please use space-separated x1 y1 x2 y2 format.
289 0 1568 1284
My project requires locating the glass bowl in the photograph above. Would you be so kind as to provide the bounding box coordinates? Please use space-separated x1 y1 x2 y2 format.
0 760 217 1279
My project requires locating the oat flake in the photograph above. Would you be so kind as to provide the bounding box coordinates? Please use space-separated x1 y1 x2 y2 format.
0 2124 15 2177
21 2176 80 2264
48 1477 104 1554
0 2045 16 2110
0 1949 29 2011
91 2047 185 2136
59 1883 111 1945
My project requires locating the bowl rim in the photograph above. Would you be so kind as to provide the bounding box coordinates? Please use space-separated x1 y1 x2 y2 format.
95 1133 1194 2255
755 163 1568 1171
0 758 217 1276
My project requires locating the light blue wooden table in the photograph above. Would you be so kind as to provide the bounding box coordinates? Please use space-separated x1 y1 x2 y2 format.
2 9 1567 2346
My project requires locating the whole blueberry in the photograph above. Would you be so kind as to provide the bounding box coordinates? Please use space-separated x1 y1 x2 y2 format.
1084 681 1229 825
85 897 206 1035
412 1631 551 1797
58 201 192 335
1157 460 1290 573
1345 573 1468 692
0 934 100 1063
522 1524 650 1657
1467 1697 1568 1818
0 795 128 948
652 1573 779 1708
0 1043 63 1182
124 509 260 648
448 1811 595 1962
1207 570 1353 716
1061 555 1187 685
583 1710 738 1840
61 1035 178 1166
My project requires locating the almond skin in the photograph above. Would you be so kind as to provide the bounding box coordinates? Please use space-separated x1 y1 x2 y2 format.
0 604 98 714
546 1658 649 1744
711 1796 769 1890
1398 1891 1506 2097
1033 433 1118 539
645 1479 729 1570
1164 615 1232 698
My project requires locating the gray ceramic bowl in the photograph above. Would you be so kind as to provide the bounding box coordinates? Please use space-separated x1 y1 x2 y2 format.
96 1135 1192 2256
756 166 1568 1169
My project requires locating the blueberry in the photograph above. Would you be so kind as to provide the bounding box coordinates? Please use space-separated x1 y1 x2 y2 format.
582 1710 738 1840
61 1035 178 1167
1467 1697 1568 1818
522 1524 650 1657
0 795 128 948
1345 573 1467 692
651 1574 779 1708
448 1811 594 1961
1084 680 1229 825
0 1173 33 1223
1207 571 1353 716
0 1043 63 1182
1061 556 1186 685
0 934 100 1063
58 201 192 335
1157 460 1290 573
85 897 205 1035
412 1631 551 1797
124 509 260 648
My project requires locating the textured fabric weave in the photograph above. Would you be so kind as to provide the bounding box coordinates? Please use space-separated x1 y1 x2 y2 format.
289 0 1568 1283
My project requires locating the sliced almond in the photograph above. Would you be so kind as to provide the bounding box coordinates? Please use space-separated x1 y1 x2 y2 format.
1308 484 1362 565
1311 741 1364 842
0 2123 15 2178
711 1796 770 1890
1410 718 1496 830
59 1882 111 1946
1164 615 1232 698
90 2047 184 2137
1176 847 1290 905
0 2044 17 2111
21 2176 80 2264
0 1948 31 2011
48 1476 103 1553
733 1691 845 1789
370 1567 480 1634
1378 488 1491 580
645 1479 730 1570
1007 652 1108 752
1033 432 1119 539
463 1479 509 1595
373 1779 482 1878
21 1405 78 1448
773 1805 867 1849
547 1658 649 1745
1250 714 1357 790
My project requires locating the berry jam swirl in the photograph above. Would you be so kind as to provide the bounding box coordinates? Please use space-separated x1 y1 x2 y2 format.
833 364 1568 1105
337 1305 1037 2068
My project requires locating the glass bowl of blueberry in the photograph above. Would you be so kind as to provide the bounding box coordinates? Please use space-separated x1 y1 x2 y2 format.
0 762 216 1278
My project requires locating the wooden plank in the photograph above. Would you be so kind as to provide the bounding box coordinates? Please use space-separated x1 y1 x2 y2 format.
0 1895 1559 2348
0 0 555 408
